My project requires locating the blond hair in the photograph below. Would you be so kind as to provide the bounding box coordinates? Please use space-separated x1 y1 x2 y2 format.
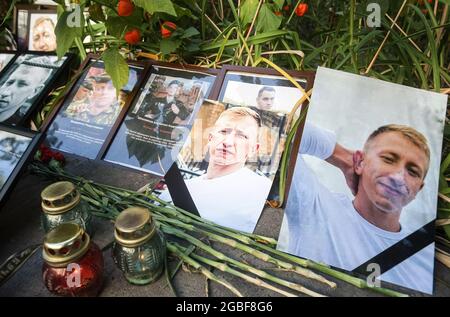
365 124 430 174
217 106 261 128
33 17 55 29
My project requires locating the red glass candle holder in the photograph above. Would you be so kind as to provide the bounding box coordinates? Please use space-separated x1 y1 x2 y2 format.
42 223 103 297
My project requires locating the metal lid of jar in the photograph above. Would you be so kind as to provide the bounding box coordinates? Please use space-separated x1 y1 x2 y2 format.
43 223 90 267
41 181 81 215
114 207 156 248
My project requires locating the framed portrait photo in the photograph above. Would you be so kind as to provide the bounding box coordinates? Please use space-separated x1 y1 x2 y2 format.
0 125 42 208
154 65 314 233
0 52 17 74
277 67 448 294
213 65 315 203
27 10 58 52
0 52 73 127
44 55 148 160
14 4 57 52
103 63 217 177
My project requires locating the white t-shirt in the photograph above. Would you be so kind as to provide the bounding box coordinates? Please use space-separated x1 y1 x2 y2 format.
280 123 434 294
160 167 272 233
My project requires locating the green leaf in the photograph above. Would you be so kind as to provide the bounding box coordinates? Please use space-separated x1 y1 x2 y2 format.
105 16 124 38
0 0 18 28
55 9 85 58
105 16 130 38
105 6 144 38
133 0 177 16
88 3 106 22
102 47 129 93
181 27 200 39
273 0 285 11
173 3 195 19
441 153 450 175
160 39 182 54
445 225 450 241
444 125 450 137
240 0 259 26
256 3 282 33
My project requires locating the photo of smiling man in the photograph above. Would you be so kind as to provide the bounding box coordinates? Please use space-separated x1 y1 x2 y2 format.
282 122 432 292
277 67 448 295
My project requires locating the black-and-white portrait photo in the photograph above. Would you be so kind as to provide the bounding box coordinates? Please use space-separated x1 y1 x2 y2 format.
0 53 15 73
0 130 31 190
0 54 66 125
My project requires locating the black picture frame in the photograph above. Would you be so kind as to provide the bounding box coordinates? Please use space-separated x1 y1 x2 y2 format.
13 4 57 52
101 61 218 177
0 51 75 128
211 65 316 206
42 54 150 160
0 124 42 209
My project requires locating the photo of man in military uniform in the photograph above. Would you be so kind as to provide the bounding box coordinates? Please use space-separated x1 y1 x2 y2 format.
138 80 191 125
65 72 120 126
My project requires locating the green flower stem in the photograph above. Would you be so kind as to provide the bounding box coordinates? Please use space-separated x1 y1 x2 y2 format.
172 242 297 297
155 214 336 289
244 238 409 297
167 243 243 297
161 224 325 297
31 163 409 297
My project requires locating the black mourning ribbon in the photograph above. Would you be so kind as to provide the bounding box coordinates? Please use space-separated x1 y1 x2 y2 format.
353 220 435 276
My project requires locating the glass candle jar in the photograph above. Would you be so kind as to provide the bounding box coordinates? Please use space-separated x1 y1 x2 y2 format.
112 207 166 285
42 223 103 297
41 181 93 235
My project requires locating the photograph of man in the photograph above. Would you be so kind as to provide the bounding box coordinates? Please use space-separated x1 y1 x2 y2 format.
0 131 30 189
250 86 286 172
138 80 190 126
104 71 211 176
279 122 434 293
0 54 14 72
255 86 276 110
0 55 60 124
65 73 120 126
161 107 272 233
28 14 57 52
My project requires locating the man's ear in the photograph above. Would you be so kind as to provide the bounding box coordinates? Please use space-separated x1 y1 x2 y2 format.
33 84 45 95
246 142 259 160
354 150 364 175
419 182 425 191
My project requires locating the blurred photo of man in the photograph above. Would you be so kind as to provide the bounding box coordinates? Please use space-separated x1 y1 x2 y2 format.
0 54 14 72
255 86 276 110
161 107 272 232
65 73 120 126
30 16 57 51
139 80 190 125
